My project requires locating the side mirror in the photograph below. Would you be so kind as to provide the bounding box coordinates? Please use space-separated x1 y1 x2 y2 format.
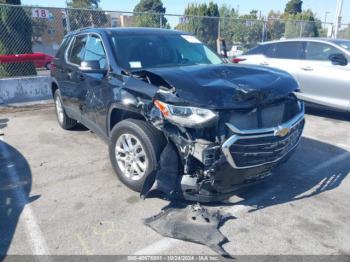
79 60 108 74
329 53 348 66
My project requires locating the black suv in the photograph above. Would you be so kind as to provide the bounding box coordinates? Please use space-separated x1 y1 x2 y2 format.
51 28 305 202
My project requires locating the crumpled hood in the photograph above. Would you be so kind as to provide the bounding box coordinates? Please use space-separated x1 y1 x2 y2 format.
146 64 299 109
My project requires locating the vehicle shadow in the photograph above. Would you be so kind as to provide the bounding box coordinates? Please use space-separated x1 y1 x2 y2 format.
69 123 89 132
305 106 350 121
232 137 350 212
0 140 39 258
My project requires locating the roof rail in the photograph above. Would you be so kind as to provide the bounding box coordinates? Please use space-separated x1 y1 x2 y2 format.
69 26 94 34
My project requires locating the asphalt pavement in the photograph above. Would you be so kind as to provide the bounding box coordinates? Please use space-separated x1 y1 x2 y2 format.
0 105 349 257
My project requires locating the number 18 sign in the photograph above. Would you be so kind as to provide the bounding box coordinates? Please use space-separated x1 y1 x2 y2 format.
31 8 52 19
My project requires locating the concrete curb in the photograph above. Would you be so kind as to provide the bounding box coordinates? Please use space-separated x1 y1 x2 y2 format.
0 76 52 105
0 100 53 114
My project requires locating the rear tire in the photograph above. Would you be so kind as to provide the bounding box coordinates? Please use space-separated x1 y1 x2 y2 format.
109 119 165 192
54 89 77 130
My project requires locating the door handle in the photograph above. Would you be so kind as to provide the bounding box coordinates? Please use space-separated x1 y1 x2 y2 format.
301 66 313 71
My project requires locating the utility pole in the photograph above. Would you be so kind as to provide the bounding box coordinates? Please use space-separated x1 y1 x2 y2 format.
324 11 330 24
65 0 71 32
334 0 343 38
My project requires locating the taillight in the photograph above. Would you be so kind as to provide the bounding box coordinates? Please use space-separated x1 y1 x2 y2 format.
232 58 246 63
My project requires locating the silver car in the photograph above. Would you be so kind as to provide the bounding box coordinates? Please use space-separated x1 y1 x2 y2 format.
237 38 350 112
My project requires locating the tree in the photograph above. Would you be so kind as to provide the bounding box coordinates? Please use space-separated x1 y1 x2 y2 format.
284 10 321 38
133 0 168 28
176 2 219 50
0 0 36 77
282 1 320 39
218 4 239 46
67 0 108 31
285 0 303 15
266 11 285 40
235 10 264 48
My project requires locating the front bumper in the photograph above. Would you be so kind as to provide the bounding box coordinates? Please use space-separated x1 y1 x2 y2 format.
181 105 305 202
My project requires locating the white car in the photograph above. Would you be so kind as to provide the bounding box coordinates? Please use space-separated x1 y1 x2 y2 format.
227 45 244 57
236 38 350 112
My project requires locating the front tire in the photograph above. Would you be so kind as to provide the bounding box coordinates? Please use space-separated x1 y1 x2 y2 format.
54 89 77 130
109 119 165 192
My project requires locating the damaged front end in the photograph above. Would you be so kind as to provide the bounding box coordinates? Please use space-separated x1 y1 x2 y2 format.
131 64 305 203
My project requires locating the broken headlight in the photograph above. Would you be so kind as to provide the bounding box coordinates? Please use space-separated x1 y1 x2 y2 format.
154 100 218 128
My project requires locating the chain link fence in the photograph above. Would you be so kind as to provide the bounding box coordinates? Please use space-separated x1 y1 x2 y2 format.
0 3 349 78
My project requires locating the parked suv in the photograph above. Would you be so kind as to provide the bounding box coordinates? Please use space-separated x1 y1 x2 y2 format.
236 38 350 112
51 28 305 202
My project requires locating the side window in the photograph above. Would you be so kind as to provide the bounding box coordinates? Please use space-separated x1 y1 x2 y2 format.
244 45 267 55
264 44 276 57
84 35 107 69
305 42 341 61
68 35 88 65
268 42 303 59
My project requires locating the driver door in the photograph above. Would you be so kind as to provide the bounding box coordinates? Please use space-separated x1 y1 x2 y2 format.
79 34 110 137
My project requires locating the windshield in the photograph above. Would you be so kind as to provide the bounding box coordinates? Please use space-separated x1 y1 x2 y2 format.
110 33 222 71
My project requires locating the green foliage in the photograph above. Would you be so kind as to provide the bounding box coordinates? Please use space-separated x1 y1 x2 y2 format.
176 2 219 50
69 0 99 8
0 0 21 4
284 10 321 38
133 0 168 28
266 11 285 40
234 10 264 48
218 6 263 49
67 0 108 31
218 4 238 45
0 1 36 77
265 1 320 41
217 0 322 48
285 0 303 15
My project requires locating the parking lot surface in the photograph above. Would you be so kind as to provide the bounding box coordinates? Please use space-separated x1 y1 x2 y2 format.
1 105 350 256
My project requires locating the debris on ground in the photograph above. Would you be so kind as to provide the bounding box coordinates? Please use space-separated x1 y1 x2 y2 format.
144 203 235 258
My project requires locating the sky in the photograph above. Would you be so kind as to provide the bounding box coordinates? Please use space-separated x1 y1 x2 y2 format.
21 0 350 28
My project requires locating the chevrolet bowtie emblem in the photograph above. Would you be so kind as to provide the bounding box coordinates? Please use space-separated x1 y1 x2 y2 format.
274 126 291 137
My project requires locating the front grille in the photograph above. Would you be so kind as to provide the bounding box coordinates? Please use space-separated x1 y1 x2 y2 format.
222 111 305 169
229 120 304 168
